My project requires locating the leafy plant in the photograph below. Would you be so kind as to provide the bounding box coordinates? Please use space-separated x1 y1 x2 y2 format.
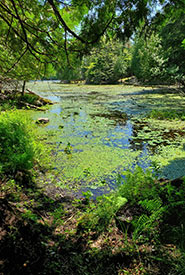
119 166 159 203
19 93 40 105
51 206 64 226
77 193 127 234
0 110 42 175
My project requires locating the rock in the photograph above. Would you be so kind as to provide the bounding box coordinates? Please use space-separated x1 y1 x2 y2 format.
36 118 49 124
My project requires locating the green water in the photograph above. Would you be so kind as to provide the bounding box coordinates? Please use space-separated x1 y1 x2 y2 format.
27 82 185 197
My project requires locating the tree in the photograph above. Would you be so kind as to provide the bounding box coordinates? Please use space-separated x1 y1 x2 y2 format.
82 39 131 84
160 12 185 86
131 32 168 83
130 1 185 86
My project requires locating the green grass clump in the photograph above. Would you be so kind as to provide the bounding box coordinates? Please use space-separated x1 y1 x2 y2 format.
0 110 40 175
148 109 185 120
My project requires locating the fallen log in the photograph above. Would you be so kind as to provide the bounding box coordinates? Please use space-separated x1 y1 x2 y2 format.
26 88 38 96
19 101 44 111
26 88 53 105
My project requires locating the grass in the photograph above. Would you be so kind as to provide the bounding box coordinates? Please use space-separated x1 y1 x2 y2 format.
0 89 50 112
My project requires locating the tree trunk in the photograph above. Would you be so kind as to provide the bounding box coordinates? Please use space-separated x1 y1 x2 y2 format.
22 80 26 96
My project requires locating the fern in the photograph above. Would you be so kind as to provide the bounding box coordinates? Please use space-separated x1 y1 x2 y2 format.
139 198 162 213
132 214 149 239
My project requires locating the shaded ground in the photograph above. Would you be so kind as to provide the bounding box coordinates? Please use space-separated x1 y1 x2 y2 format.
0 178 183 275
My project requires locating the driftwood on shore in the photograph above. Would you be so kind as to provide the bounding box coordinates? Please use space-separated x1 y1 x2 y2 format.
18 101 45 111
0 84 53 110
26 88 53 105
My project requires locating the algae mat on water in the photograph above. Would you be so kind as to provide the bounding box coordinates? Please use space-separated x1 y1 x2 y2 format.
27 82 185 196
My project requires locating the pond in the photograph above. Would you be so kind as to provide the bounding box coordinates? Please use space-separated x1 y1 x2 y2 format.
27 81 185 198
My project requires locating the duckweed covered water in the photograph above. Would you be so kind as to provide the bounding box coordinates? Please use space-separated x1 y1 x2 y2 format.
27 82 185 197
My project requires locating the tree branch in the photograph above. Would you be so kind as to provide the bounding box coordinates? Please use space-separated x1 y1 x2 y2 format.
5 15 13 45
48 0 87 43
64 30 71 66
5 47 28 73
48 0 114 45
0 13 51 58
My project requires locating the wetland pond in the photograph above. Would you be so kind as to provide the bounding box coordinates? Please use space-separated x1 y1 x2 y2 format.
28 82 185 198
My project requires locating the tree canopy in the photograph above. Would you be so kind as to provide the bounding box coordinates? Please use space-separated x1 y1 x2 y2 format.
0 0 184 82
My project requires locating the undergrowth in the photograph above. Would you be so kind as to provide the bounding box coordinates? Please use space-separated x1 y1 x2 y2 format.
1 164 185 274
0 110 46 177
77 167 185 274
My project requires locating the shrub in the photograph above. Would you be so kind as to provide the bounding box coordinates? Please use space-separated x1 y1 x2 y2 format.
0 110 37 175
118 166 159 202
19 93 39 105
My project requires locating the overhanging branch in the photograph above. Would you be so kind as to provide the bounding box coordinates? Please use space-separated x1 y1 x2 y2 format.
48 0 87 44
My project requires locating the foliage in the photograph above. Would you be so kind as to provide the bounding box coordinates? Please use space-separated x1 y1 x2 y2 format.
56 63 82 82
78 166 185 247
147 109 185 121
1 0 176 83
131 32 168 83
160 10 185 86
0 0 57 82
0 110 42 175
117 167 164 239
77 167 160 236
82 39 131 84
118 167 159 203
19 93 40 105
77 193 127 233
131 6 185 86
182 39 185 50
